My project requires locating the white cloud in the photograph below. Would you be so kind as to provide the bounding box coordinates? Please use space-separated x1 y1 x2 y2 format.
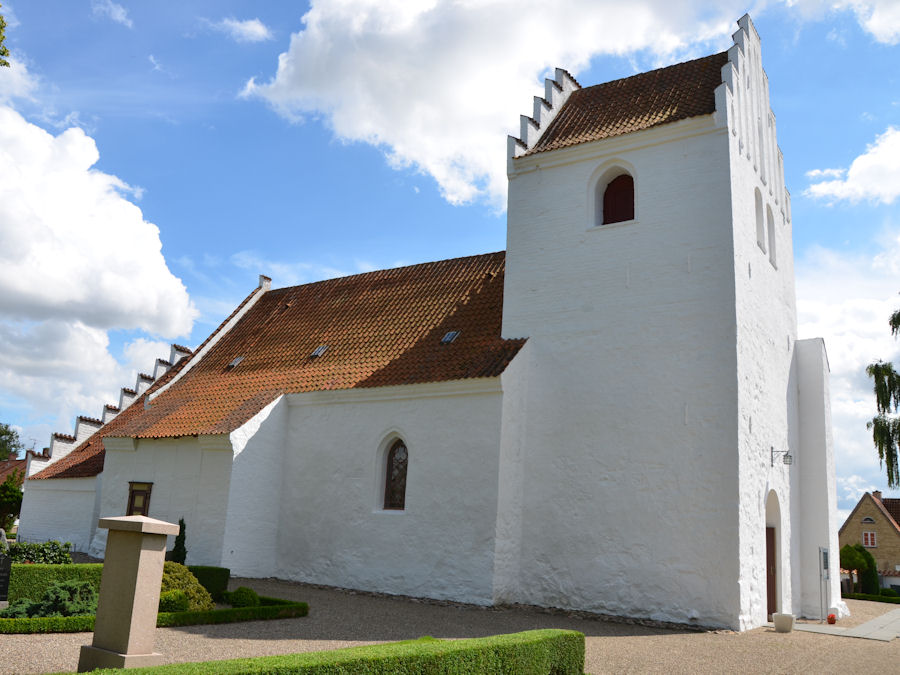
796 231 900 505
0 55 39 102
0 106 196 335
91 0 132 29
230 250 346 286
806 127 900 204
845 0 900 44
210 17 273 43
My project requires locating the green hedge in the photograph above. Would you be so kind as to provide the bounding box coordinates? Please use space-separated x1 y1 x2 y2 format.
86 629 584 675
8 564 103 603
0 596 308 634
186 566 230 601
843 592 900 604
6 540 72 564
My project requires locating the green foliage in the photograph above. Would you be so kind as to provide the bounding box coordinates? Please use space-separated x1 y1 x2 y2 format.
867 304 900 488
853 544 880 594
8 563 102 603
0 580 97 618
6 540 72 564
880 587 899 597
0 595 308 633
0 2 9 68
171 518 187 565
160 562 214 612
159 590 190 613
840 544 867 593
0 470 22 531
223 586 259 608
85 629 583 675
0 423 24 457
187 566 230 601
842 592 900 604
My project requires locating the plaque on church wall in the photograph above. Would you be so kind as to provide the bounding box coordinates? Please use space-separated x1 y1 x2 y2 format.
0 553 11 603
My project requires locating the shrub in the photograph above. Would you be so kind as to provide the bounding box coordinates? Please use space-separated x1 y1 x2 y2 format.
171 518 187 565
224 586 259 608
880 587 899 597
853 544 880 594
83 629 584 674
159 590 190 613
160 562 214 612
0 580 97 618
8 563 103 603
187 566 230 602
6 540 72 564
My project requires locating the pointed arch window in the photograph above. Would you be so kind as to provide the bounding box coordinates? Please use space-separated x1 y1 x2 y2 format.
603 174 634 224
383 439 408 510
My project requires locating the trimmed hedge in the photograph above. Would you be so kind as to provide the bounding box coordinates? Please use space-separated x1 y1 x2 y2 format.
8 563 103 603
0 596 308 634
187 565 230 601
843 592 900 604
6 540 71 564
86 629 584 675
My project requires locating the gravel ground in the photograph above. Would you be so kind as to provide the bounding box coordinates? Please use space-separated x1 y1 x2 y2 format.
2 578 898 674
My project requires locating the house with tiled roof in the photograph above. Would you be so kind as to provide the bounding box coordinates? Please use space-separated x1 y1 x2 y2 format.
839 491 900 581
18 15 845 630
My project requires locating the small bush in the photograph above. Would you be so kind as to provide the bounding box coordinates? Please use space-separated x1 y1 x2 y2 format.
0 580 96 618
187 566 230 601
224 586 259 608
159 590 190 613
160 562 214 612
8 563 103 603
6 540 72 564
880 587 899 597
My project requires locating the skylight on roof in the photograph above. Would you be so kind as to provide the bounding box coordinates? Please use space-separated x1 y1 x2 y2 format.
441 331 460 344
310 345 328 358
227 356 244 369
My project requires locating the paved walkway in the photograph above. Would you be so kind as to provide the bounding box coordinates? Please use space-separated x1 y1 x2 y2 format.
781 608 900 641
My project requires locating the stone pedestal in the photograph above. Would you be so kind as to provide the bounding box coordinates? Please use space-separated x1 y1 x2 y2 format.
78 516 179 672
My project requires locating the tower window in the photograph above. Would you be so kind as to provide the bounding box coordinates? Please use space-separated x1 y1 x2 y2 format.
383 439 408 510
603 174 634 225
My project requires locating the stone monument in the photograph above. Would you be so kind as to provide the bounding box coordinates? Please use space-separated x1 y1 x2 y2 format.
78 516 179 672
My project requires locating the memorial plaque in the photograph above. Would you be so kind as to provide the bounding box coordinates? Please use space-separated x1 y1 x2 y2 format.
0 553 11 603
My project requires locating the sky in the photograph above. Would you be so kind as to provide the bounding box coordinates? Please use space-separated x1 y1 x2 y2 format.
0 1 899 521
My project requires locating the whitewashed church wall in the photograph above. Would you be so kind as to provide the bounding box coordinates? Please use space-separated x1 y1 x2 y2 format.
276 380 504 605
795 338 846 618
221 395 288 577
723 16 799 629
90 436 233 563
17 477 97 552
503 120 743 628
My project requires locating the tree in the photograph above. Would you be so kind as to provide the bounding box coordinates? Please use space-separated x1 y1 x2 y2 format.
0 2 10 68
171 518 187 564
0 423 24 459
867 306 900 487
0 468 23 531
840 544 866 593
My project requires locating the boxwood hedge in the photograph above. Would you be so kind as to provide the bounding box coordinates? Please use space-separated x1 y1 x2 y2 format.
86 629 585 675
7 563 103 603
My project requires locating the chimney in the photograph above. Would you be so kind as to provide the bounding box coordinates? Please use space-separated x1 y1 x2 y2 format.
873 490 883 502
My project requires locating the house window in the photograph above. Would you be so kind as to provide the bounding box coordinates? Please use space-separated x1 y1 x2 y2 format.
602 174 634 225
127 482 153 516
862 517 875 524
383 439 408 510
863 531 877 548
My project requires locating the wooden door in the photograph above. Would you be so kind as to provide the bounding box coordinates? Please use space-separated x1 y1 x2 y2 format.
766 526 776 619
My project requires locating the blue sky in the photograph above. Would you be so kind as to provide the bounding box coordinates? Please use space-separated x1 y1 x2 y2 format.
0 1 899 519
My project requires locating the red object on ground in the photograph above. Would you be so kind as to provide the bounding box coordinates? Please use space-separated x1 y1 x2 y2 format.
827 614 836 624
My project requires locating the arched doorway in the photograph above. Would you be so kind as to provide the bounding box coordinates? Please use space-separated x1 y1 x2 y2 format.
765 490 781 620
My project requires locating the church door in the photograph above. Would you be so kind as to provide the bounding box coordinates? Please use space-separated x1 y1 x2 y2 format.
766 526 776 619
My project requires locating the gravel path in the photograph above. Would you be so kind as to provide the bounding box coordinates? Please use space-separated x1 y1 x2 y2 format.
2 579 898 674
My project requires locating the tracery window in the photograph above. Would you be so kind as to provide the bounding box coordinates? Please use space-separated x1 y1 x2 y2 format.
602 174 634 225
383 439 408 510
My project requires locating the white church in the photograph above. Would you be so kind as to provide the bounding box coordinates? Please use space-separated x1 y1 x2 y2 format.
19 15 845 630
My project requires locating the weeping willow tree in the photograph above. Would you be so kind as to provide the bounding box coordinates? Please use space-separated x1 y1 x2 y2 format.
867 306 900 488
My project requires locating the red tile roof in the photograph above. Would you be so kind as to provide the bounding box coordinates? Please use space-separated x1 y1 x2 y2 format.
881 498 900 529
528 52 728 156
0 454 25 484
32 252 524 480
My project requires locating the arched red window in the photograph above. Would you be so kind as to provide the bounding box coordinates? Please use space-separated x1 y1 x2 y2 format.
603 174 634 224
383 439 408 510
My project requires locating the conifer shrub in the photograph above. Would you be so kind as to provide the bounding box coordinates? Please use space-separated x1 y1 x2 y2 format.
0 580 97 618
187 566 230 601
171 518 187 565
160 562 214 612
224 586 259 608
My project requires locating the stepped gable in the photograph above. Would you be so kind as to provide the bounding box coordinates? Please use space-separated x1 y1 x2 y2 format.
527 51 728 156
114 252 523 440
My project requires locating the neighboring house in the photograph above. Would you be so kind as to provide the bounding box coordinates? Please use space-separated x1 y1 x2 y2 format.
839 491 900 578
18 15 845 630
0 452 25 485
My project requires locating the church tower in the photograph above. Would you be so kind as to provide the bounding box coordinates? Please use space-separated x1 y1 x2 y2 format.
495 15 842 629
